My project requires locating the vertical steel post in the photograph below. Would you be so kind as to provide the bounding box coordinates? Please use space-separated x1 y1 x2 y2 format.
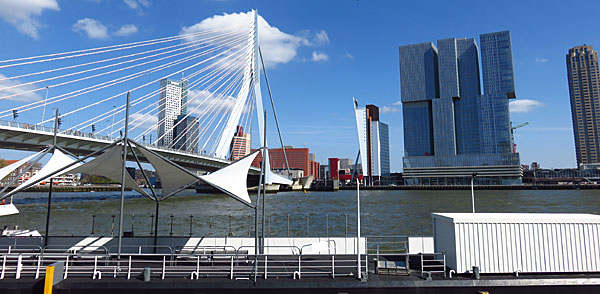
43 108 59 248
356 178 361 279
260 110 267 254
117 93 130 259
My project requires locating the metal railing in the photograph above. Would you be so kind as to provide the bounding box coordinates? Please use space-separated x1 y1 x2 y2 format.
0 119 228 161
420 252 446 278
0 236 447 280
0 251 367 281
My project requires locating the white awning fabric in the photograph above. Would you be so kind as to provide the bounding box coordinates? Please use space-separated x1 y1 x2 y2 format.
69 145 150 198
0 150 44 182
0 203 19 216
134 145 198 196
7 149 81 196
268 170 293 186
199 151 260 205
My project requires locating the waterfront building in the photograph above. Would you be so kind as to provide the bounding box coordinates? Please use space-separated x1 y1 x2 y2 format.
252 146 319 179
353 101 391 185
157 78 189 148
173 114 199 153
229 126 251 161
566 45 600 167
399 30 521 185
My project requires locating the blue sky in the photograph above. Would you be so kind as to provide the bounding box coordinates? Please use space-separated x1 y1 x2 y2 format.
0 0 598 171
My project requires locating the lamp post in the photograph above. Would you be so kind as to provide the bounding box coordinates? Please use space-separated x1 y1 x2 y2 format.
471 172 477 213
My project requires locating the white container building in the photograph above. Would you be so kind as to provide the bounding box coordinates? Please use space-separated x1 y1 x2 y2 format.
432 213 600 274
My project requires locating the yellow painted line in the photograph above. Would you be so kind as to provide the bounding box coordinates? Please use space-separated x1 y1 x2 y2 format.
44 265 55 294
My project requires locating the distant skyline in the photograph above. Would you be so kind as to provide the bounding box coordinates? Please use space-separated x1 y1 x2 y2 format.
0 0 599 170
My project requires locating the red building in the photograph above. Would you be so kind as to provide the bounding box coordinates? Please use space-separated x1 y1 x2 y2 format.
252 146 319 179
230 126 251 161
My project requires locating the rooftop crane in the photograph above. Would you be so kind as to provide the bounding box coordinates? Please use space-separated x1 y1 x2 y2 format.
510 122 530 153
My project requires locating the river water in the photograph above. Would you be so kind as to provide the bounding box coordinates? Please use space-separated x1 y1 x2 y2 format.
2 189 600 238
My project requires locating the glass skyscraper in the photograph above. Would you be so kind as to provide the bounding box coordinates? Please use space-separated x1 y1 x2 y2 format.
399 31 521 185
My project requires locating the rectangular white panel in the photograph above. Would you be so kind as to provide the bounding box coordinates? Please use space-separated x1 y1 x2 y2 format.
433 213 600 274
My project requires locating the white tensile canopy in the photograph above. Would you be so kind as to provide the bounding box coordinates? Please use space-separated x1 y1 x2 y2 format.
6 149 81 197
69 145 151 198
134 145 198 197
199 150 260 205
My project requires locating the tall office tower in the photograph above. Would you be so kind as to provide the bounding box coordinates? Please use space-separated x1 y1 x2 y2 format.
353 101 391 184
566 45 600 167
230 126 251 161
157 79 189 148
173 114 199 153
399 30 521 185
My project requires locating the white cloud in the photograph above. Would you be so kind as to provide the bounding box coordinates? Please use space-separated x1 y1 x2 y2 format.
393 100 402 106
186 89 237 116
535 57 548 63
380 106 400 113
73 18 109 39
114 24 138 37
344 52 354 59
509 99 543 113
311 51 329 62
130 112 157 129
313 30 330 45
0 73 43 102
0 0 59 39
181 11 327 68
123 0 150 10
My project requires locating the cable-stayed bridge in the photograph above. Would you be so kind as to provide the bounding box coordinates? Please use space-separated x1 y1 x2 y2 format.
0 10 284 176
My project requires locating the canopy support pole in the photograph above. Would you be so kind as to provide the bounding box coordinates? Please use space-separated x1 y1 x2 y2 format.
260 110 267 254
254 113 265 281
117 93 130 260
43 108 60 248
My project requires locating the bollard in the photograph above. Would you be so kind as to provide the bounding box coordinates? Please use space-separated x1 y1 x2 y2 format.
169 215 174 236
91 215 96 236
111 215 116 236
189 215 194 236
472 266 480 280
130 214 136 234
326 214 328 238
143 267 151 282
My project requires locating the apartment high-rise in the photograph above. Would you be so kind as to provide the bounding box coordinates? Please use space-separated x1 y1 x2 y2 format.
353 101 391 184
157 78 189 148
566 45 600 167
399 30 521 185
230 126 251 161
